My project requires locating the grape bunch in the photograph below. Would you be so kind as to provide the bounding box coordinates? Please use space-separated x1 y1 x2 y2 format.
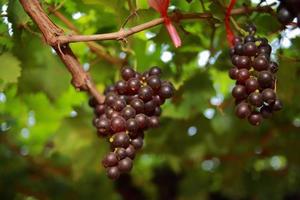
229 24 283 126
89 66 174 179
277 0 300 27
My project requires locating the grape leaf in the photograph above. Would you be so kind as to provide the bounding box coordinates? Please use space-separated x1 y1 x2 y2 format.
0 53 21 91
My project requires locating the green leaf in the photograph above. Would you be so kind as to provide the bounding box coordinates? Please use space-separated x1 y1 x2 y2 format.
0 53 21 90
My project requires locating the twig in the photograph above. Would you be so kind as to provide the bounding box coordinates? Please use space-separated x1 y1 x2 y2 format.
231 3 276 15
19 0 105 104
57 12 214 44
49 8 125 66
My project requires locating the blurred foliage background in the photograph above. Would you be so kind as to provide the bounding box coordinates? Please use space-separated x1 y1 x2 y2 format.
1 0 300 199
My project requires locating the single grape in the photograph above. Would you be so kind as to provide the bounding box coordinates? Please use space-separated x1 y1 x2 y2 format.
135 114 148 130
152 95 165 106
262 88 276 104
127 78 141 94
102 152 118 168
234 43 244 55
112 98 126 111
277 7 294 24
115 148 127 160
258 45 271 55
125 145 136 159
237 69 250 84
105 107 115 119
258 71 274 88
95 104 106 116
159 84 174 99
236 56 251 69
131 137 144 150
235 102 251 119
245 35 256 43
144 100 156 115
139 86 154 102
112 132 130 148
232 85 248 100
243 42 257 56
248 92 263 107
126 118 139 133
149 116 160 128
149 66 162 76
271 99 283 111
105 93 117 107
245 77 259 93
115 80 128 95
111 116 126 132
109 111 121 119
147 76 161 91
231 55 240 66
253 56 268 71
248 112 262 126
106 166 120 180
121 67 135 81
118 157 133 173
233 36 243 45
229 67 239 80
119 95 129 103
121 106 136 120
96 117 111 134
130 98 145 113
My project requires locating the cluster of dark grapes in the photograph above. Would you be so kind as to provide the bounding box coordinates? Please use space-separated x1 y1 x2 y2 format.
277 0 300 27
89 66 174 179
229 24 283 126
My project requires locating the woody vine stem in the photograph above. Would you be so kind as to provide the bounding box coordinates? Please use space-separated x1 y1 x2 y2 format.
18 0 275 104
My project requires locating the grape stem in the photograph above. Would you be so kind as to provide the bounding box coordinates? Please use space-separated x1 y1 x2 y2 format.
55 12 216 45
230 17 248 36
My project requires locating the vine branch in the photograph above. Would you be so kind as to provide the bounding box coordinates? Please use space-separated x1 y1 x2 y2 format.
56 12 214 45
49 8 125 66
19 0 105 103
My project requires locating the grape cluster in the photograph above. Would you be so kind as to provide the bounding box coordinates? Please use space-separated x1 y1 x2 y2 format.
229 24 283 126
89 66 174 179
277 0 300 27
